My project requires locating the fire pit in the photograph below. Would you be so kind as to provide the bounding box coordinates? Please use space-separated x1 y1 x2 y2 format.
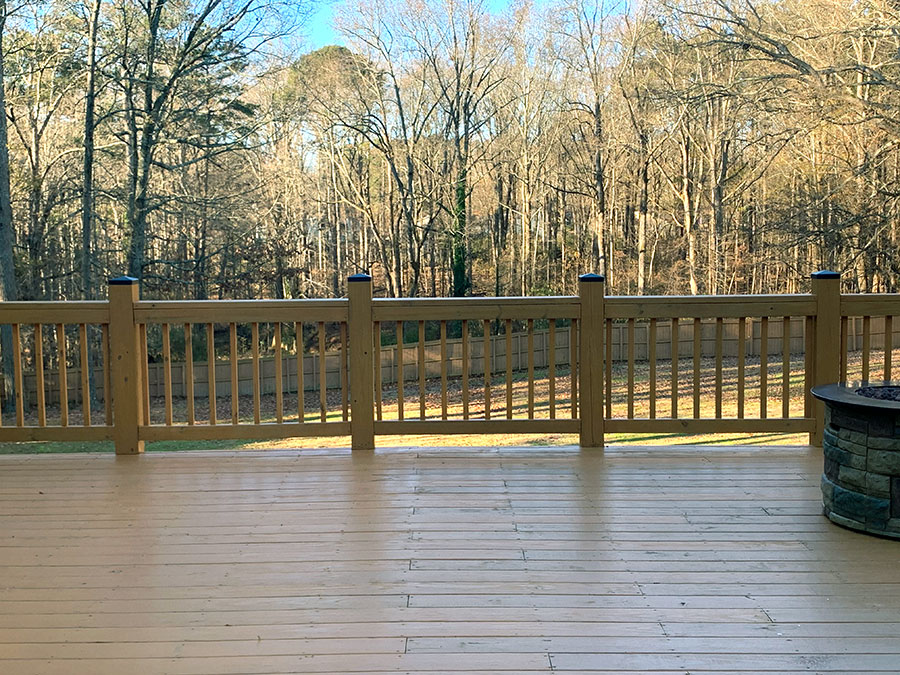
812 383 900 538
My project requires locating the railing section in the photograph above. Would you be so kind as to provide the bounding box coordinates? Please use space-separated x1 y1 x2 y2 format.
368 291 583 439
602 293 819 436
839 294 900 385
0 302 112 442
132 297 351 443
0 270 894 453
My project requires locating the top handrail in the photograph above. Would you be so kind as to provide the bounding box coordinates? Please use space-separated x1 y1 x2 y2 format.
605 294 817 319
133 299 348 323
371 296 580 321
0 301 110 324
840 293 900 316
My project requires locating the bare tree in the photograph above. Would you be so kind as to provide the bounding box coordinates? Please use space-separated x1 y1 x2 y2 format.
111 0 288 288
0 0 19 408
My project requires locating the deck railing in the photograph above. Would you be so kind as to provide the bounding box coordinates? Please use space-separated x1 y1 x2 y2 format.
0 270 896 453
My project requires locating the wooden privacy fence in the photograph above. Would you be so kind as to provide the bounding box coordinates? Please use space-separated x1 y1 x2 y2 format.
0 271 897 453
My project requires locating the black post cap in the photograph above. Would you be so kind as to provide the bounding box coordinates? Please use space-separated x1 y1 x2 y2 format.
348 273 372 282
811 270 840 279
579 273 605 283
109 276 139 285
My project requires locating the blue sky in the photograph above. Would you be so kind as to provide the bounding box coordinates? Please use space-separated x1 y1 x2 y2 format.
303 0 518 50
305 0 341 49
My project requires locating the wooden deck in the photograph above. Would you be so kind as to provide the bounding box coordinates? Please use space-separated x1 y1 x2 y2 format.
1 445 899 674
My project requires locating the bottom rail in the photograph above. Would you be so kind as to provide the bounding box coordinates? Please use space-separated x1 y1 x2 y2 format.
0 427 113 442
375 419 579 435
140 422 351 441
605 418 815 434
0 418 814 444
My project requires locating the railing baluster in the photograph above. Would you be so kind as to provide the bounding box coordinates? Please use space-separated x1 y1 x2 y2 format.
341 322 349 422
418 320 426 420
275 322 283 424
570 318 578 420
714 318 723 419
185 324 194 426
737 317 746 419
102 324 111 424
396 321 404 421
885 315 893 381
296 321 304 423
440 320 448 420
505 319 513 419
782 317 791 419
627 318 635 419
549 320 556 420
527 319 535 419
649 318 657 419
483 319 491 420
34 324 45 427
57 324 67 427
12 324 23 426
462 320 469 420
251 322 260 425
671 318 678 418
605 318 612 417
804 315 814 419
693 318 701 419
374 321 382 421
230 322 238 424
162 323 173 426
840 316 848 382
760 316 768 419
863 315 871 382
207 323 216 425
80 323 92 426
318 321 327 423
140 323 150 424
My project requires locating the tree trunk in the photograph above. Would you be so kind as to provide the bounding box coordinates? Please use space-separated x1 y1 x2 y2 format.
450 122 469 298
679 131 700 295
127 141 154 285
451 165 468 297
0 0 19 409
125 1 162 289
637 151 648 295
81 0 101 300
592 98 606 277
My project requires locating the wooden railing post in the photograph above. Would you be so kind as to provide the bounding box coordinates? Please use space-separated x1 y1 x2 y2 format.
108 276 144 455
811 270 841 446
579 273 605 449
348 274 375 450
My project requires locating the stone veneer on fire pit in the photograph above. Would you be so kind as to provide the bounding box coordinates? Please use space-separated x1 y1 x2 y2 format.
812 383 900 539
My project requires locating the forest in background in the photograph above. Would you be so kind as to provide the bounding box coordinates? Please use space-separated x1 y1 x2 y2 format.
0 0 899 304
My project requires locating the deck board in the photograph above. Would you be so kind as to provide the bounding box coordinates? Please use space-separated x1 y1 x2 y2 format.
1 445 899 673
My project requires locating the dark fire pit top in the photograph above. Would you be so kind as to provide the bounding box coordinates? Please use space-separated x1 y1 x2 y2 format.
857 386 900 402
813 382 900 411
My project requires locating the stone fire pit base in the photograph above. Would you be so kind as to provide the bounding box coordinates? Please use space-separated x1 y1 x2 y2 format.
814 384 900 539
